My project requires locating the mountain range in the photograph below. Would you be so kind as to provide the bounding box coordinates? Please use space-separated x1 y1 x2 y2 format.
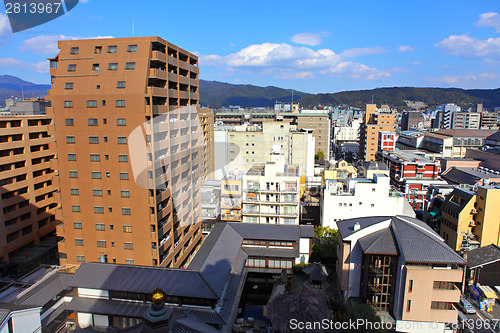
1 75 499 109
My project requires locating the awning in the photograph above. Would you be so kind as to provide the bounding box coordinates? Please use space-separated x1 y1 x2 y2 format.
478 285 499 299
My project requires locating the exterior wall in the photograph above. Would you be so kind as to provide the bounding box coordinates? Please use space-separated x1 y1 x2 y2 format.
359 105 397 161
402 266 462 323
220 178 242 222
47 37 203 268
298 237 311 264
335 119 361 142
321 175 411 229
295 115 331 157
378 131 396 152
9 308 42 333
0 116 59 261
336 239 351 292
475 186 500 247
465 149 500 170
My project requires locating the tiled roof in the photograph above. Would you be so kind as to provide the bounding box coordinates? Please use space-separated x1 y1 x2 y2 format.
466 244 500 269
358 229 398 255
15 271 73 306
229 223 314 241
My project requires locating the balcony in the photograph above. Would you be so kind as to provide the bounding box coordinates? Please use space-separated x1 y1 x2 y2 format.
149 68 167 80
245 187 260 192
221 213 241 220
179 91 189 99
147 86 168 97
168 90 178 99
190 64 198 73
151 51 166 63
151 105 168 115
167 55 177 66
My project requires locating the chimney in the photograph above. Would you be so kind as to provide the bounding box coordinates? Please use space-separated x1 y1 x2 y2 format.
353 222 361 232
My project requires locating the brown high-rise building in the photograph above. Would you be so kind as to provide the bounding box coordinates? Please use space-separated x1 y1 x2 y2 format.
359 104 397 161
47 37 209 268
0 115 59 261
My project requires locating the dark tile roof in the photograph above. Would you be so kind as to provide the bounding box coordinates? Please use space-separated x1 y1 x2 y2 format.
441 167 496 185
435 129 497 138
391 216 466 265
337 216 392 239
303 263 332 282
228 223 314 241
15 272 73 306
69 263 218 299
486 130 500 141
358 229 398 255
442 188 476 212
466 244 500 269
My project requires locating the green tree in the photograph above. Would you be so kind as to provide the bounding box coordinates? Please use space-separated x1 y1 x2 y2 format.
314 150 325 160
311 226 338 264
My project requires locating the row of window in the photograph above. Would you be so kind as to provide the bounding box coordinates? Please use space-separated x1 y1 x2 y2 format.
69 171 129 180
66 135 127 144
69 44 138 55
70 188 129 198
64 80 128 91
73 222 132 232
71 205 131 215
69 255 134 264
74 239 134 249
68 153 128 162
67 62 135 72
64 100 126 108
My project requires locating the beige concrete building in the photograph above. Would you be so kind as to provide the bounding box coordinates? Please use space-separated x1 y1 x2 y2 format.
282 113 331 157
47 37 210 268
242 151 300 224
359 104 397 161
226 120 315 177
0 115 59 261
220 170 243 222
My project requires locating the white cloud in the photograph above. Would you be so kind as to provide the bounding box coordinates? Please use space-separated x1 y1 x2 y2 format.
0 13 11 37
277 71 314 80
19 34 114 55
341 46 388 57
199 42 390 81
412 60 422 65
435 35 500 58
32 61 49 73
0 58 26 68
425 72 498 86
398 45 415 52
291 32 328 46
476 12 500 32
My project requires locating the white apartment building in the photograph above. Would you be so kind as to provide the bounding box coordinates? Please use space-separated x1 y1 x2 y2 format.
441 104 461 129
321 174 414 229
242 149 300 225
335 118 361 142
226 120 315 177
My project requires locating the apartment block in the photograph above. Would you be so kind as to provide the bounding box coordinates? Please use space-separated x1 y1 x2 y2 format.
46 37 206 268
440 184 500 252
321 174 413 229
480 111 498 129
378 131 396 152
400 111 424 131
452 111 480 129
220 170 243 222
242 150 300 224
359 104 397 161
377 150 446 211
282 113 331 157
226 120 315 177
441 104 460 129
337 216 465 331
0 116 58 262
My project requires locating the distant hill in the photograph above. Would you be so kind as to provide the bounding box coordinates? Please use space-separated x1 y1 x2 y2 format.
0 75 50 107
199 80 310 108
296 87 500 109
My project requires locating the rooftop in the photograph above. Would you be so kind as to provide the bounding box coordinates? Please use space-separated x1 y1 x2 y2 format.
466 244 500 269
434 129 498 138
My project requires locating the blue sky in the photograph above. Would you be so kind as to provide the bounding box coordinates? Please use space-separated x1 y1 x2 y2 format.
0 0 499 93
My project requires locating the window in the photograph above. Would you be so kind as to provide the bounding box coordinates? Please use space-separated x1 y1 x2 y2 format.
67 64 76 72
123 225 132 233
124 242 133 250
127 44 137 52
88 118 98 126
104 136 108 142
125 62 135 70
103 118 107 124
87 100 97 108
64 100 73 108
95 223 105 231
91 171 101 179
89 136 99 144
117 137 127 144
75 239 83 246
69 47 79 55
121 190 130 198
73 222 82 229
108 63 118 70
65 82 74 90
72 205 80 212
116 100 125 108
408 280 413 292
119 172 129 180
406 300 411 312
90 154 100 162
92 63 99 71
69 171 78 178
70 188 79 195
93 189 103 197
66 136 75 144
122 208 131 215
125 259 134 264
117 118 126 126
118 154 128 162
97 240 106 248
67 153 76 161
94 206 104 214
108 207 112 213
76 255 85 262
116 81 126 88
65 118 74 126
107 45 117 53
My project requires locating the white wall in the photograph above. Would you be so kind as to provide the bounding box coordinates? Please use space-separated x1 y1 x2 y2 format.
77 313 93 328
78 288 109 299
298 238 311 264
9 308 42 333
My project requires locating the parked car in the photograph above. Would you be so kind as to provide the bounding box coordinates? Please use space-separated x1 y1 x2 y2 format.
460 297 476 314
